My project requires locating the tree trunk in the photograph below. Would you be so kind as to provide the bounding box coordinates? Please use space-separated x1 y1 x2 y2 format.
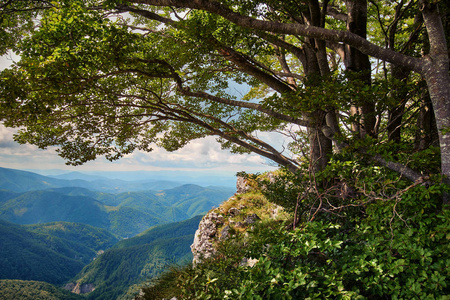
414 89 438 150
308 111 333 173
345 0 376 138
421 1 450 184
387 65 409 143
300 0 333 173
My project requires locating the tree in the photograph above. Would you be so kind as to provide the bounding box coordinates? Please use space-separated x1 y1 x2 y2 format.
0 0 449 187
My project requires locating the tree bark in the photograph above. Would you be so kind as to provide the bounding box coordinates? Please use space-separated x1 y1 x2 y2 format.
420 1 450 181
414 89 438 150
345 0 376 138
387 65 409 143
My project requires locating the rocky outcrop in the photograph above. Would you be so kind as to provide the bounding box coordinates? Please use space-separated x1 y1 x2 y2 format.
190 208 264 264
191 172 282 265
236 175 253 194
190 211 224 265
64 282 95 294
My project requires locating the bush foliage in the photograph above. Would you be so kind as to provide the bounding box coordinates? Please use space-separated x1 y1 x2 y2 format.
139 155 449 300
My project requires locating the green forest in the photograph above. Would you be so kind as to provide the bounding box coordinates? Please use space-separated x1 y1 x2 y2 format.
0 170 233 238
1 0 449 299
0 168 232 299
71 215 202 300
0 280 83 300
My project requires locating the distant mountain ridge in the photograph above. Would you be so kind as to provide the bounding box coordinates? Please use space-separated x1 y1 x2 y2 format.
0 185 232 237
0 167 199 193
0 167 235 298
0 167 234 237
31 168 238 187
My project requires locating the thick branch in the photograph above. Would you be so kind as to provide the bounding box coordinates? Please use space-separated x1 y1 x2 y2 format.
131 58 308 126
133 0 424 73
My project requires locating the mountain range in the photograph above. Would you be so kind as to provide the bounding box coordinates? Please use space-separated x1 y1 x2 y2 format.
0 167 234 237
0 167 234 299
0 167 191 193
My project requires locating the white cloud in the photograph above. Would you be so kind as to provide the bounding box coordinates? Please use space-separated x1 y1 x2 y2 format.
0 124 278 174
120 136 273 172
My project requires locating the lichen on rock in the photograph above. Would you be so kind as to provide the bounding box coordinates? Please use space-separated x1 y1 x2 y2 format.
191 173 286 266
190 211 224 265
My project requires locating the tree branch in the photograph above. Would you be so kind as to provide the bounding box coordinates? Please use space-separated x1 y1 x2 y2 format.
132 0 424 73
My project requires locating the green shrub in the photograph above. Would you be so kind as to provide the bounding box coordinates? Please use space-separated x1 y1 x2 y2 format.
139 160 449 300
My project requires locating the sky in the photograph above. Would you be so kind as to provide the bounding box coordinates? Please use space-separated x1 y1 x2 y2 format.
0 53 283 179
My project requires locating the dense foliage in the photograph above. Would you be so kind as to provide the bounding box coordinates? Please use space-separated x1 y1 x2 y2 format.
0 0 449 182
0 1 449 299
140 162 449 299
0 220 88 284
26 221 119 253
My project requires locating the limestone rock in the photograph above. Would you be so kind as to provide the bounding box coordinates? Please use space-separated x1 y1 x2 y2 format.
65 282 95 294
190 211 224 265
235 221 245 228
228 207 241 217
236 175 253 194
220 225 231 240
244 213 260 224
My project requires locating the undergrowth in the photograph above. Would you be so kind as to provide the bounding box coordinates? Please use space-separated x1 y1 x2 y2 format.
137 157 450 300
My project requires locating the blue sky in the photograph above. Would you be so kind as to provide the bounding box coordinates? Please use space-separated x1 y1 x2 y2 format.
0 54 282 178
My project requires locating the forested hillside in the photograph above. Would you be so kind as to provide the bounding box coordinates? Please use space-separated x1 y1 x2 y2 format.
68 216 202 300
0 280 83 300
26 222 119 254
0 168 232 298
0 220 92 284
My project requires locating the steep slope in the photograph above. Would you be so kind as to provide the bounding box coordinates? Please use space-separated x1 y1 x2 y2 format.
0 220 87 284
26 222 118 253
69 215 203 300
0 184 234 237
0 190 164 237
106 206 162 238
0 220 119 285
0 190 19 204
0 280 83 300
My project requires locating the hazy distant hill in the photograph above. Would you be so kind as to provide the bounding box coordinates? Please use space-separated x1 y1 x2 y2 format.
0 280 83 300
0 181 234 237
160 184 233 216
0 190 162 238
0 167 196 193
0 190 110 227
0 167 89 193
42 169 237 188
70 215 202 300
47 171 108 181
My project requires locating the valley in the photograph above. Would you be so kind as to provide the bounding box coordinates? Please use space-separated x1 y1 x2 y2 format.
0 167 234 299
